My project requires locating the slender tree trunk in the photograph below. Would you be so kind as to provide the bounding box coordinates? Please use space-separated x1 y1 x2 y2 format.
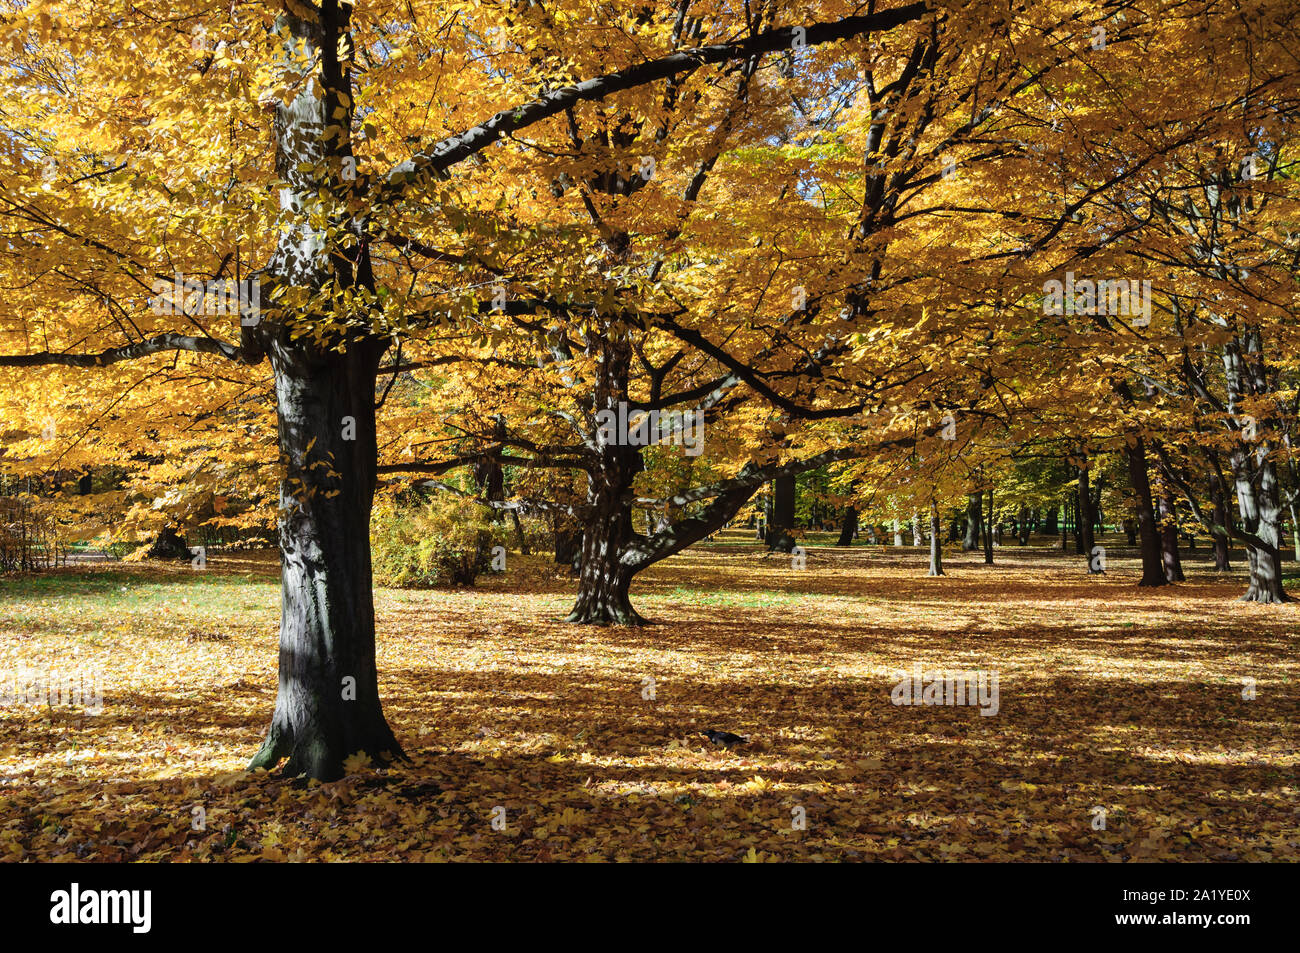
928 501 944 576
1125 437 1168 586
1079 461 1099 573
983 488 993 564
1157 492 1185 583
963 491 982 550
1290 500 1300 563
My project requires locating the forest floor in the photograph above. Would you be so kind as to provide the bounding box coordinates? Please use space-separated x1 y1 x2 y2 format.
1 532 1296 862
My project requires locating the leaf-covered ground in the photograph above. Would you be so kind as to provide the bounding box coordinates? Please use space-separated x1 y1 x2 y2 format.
1 534 1296 862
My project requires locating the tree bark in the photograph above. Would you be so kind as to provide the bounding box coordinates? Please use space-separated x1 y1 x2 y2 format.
249 339 403 780
1125 437 1168 586
1206 470 1227 569
928 501 944 576
767 474 797 552
1157 492 1185 583
963 491 982 550
836 505 857 546
1079 461 1099 573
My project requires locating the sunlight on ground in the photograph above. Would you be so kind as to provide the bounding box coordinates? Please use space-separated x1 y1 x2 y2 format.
0 534 1296 861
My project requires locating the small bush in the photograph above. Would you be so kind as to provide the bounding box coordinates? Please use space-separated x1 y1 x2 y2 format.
371 496 505 588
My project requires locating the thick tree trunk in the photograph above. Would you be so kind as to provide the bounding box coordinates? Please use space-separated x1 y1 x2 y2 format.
1018 505 1030 545
928 502 944 576
912 512 923 546
146 525 192 561
892 517 904 547
767 474 797 552
963 491 982 550
836 505 857 546
1125 437 1169 587
250 340 403 780
1232 447 1289 602
568 338 646 624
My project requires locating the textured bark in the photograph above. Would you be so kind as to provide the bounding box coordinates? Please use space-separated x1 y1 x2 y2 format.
567 341 645 624
248 5 402 780
249 340 403 780
1221 335 1289 601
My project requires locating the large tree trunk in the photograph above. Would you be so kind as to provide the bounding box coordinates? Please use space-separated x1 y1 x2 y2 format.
567 340 645 624
248 5 402 780
1125 436 1169 587
250 340 403 780
1232 445 1288 602
1221 335 1289 601
963 491 982 550
836 505 857 546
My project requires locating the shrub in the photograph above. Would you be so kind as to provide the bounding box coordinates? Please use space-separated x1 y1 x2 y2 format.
371 496 505 588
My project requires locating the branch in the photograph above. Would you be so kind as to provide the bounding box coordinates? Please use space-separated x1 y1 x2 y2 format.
0 333 251 368
380 3 929 196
